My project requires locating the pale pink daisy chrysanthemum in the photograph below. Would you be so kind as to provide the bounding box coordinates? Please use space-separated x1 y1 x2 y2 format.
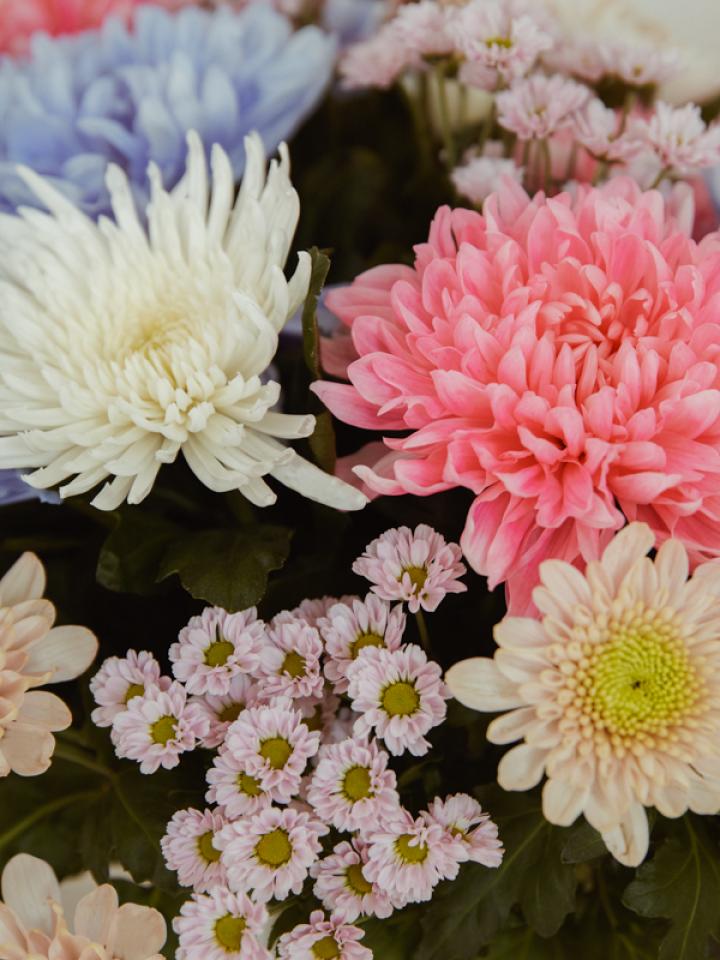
297 689 351 744
111 681 209 774
257 616 324 702
496 73 591 141
90 650 169 728
223 697 321 803
205 744 273 820
446 522 720 867
169 607 265 698
392 0 454 59
306 736 401 832
285 596 345 629
346 645 448 756
161 808 228 893
571 98 642 164
319 594 406 693
173 887 270 960
364 807 462 905
425 794 504 867
311 838 395 922
352 525 466 613
594 39 680 90
276 910 372 960
628 102 720 178
190 674 260 750
451 152 524 207
217 806 328 903
339 27 414 91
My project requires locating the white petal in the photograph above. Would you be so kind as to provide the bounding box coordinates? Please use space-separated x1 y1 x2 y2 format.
601 803 649 867
24 625 98 683
497 743 547 790
270 452 367 511
493 617 547 649
542 777 588 826
487 706 539 745
73 885 118 943
107 903 167 960
445 658 524 711
0 553 46 606
0 723 55 776
599 522 654 593
17 691 71 732
1 854 60 935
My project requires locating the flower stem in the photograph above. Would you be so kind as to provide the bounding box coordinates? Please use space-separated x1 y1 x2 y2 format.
434 63 457 169
54 739 114 780
415 609 431 652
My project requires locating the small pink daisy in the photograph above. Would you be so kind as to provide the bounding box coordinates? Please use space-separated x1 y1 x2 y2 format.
205 744 273 820
497 73 591 141
169 606 265 697
111 681 209 774
346 645 448 756
296 689 351 744
340 27 413 91
451 150 524 206
285 597 346 628
90 650 170 728
257 616 324 702
174 887 271 960
364 807 462 905
276 910 372 960
352 525 466 613
594 39 679 89
392 0 454 59
319 594 406 693
425 794 504 868
306 737 400 832
217 806 328 903
224 698 321 803
571 99 641 164
629 102 720 177
161 807 228 893
311 838 395 922
190 675 261 750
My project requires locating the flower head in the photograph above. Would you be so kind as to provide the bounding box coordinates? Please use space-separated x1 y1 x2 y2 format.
319 594 406 693
352 525 466 613
0 130 366 514
339 27 412 90
425 794 504 867
311 838 395 922
497 73 590 141
392 0 454 59
217 805 328 902
629 102 720 178
111 681 208 774
346 645 448 756
306 736 401 832
276 910 371 960
257 616 324 701
173 887 270 960
206 743 273 820
90 650 169 728
447 522 720 867
170 607 264 697
161 808 228 893
0 4 335 217
571 99 642 164
190 674 261 750
451 149 524 206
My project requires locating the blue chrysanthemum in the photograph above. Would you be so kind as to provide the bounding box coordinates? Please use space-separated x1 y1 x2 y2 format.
0 2 336 216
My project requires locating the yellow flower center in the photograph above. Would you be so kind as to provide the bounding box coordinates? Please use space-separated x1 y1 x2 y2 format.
259 736 292 769
402 566 427 590
237 772 263 797
214 914 246 951
219 701 244 723
205 639 235 667
150 715 176 745
485 35 513 48
124 683 145 703
382 680 420 717
198 830 221 864
395 834 428 864
255 828 292 867
345 862 373 895
313 937 340 959
281 651 306 678
342 765 373 801
350 632 385 657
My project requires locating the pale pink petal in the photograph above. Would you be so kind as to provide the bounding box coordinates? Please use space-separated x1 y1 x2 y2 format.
16 691 71 732
25 626 98 683
1 854 59 936
497 743 547 790
601 803 649 868
445 658 524 711
0 554 46 607
0 723 55 776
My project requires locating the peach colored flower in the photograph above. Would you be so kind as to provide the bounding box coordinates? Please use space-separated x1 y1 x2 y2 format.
0 552 97 776
446 523 720 867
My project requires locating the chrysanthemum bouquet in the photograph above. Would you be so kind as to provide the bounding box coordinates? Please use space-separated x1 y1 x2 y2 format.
2 0 720 957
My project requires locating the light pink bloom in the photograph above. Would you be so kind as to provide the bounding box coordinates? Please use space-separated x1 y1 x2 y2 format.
111 681 208 774
392 0 454 59
190 675 260 750
161 808 228 893
205 743 273 819
257 616 324 701
352 525 466 613
306 736 401 831
174 887 270 960
217 806 328 903
425 794 504 867
339 26 414 90
314 177 720 613
297 688 351 744
628 102 720 178
571 99 642 164
497 73 590 141
286 596 346 628
311 838 395 922
90 650 169 728
223 697 320 803
595 40 679 89
346 645 448 756
319 594 406 693
276 910 371 960
451 151 524 206
169 607 264 697
364 807 461 905
446 522 720 868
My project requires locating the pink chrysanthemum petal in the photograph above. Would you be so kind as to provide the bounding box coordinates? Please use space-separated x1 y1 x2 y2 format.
173 887 270 960
425 794 504 867
190 674 261 750
276 910 372 960
257 615 324 701
90 650 170 728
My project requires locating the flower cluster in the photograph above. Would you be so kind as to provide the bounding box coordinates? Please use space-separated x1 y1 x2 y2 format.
91 525 501 957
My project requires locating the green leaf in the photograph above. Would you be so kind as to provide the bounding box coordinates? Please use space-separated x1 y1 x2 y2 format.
158 525 292 611
301 246 331 379
482 927 560 959
97 508 180 595
562 821 607 863
362 911 422 959
623 817 720 960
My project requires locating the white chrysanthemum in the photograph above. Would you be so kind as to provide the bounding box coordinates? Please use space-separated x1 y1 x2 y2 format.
0 131 367 513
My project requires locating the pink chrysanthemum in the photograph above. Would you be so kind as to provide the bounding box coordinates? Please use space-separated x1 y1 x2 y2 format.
629 102 720 178
257 616 324 701
161 808 228 893
306 737 401 832
169 607 264 698
352 525 466 613
311 838 395 922
276 910 371 960
339 27 413 91
190 675 260 750
90 650 169 728
286 597 345 628
111 681 208 774
451 151 524 207
217 806 328 903
425 794 504 867
346 645 448 756
319 594 406 693
571 99 642 164
497 74 591 141
314 176 720 613
206 743 273 820
296 689 352 744
223 698 320 803
594 40 679 89
364 807 462 905
392 0 454 59
174 887 270 960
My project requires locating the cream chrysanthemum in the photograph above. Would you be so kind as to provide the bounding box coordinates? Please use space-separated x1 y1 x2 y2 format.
0 132 367 513
446 522 720 867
